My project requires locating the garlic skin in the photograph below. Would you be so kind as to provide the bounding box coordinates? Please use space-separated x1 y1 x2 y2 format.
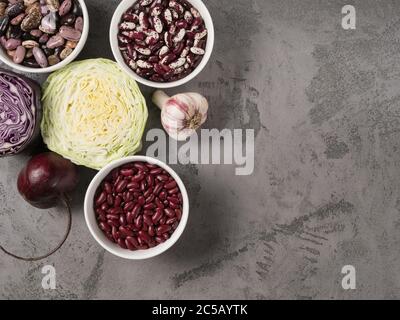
152 90 209 141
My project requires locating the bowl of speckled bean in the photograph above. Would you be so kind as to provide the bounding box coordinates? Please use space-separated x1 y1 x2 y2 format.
0 0 89 74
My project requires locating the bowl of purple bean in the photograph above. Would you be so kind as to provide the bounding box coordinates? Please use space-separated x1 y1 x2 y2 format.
110 0 214 88
84 156 189 260
0 0 89 73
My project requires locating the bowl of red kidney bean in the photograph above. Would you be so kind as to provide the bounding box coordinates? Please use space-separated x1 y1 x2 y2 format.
84 156 189 259
0 0 89 74
110 0 214 88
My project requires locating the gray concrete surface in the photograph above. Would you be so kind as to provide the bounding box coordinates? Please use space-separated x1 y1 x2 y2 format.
1 0 400 299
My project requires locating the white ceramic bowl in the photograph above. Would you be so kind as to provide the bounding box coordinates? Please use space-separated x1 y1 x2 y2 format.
110 0 214 88
84 156 189 260
0 0 89 74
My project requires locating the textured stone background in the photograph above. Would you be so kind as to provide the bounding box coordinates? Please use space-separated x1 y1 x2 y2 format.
2 0 400 299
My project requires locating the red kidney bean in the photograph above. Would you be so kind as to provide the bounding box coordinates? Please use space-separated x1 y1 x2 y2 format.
143 214 153 226
157 225 171 235
138 195 146 206
119 214 127 226
138 230 151 244
145 194 155 204
150 168 163 175
144 203 156 210
146 174 154 187
96 208 105 215
125 191 134 202
153 183 163 195
132 204 142 217
164 208 175 218
175 208 182 220
109 207 123 215
163 233 170 240
155 197 165 209
100 202 109 211
114 196 122 208
168 187 179 195
159 191 167 200
98 213 107 222
104 182 113 194
124 201 135 212
115 179 128 193
148 225 156 237
169 202 179 209
112 226 119 241
152 208 163 224
120 168 134 176
119 226 134 238
166 217 177 225
134 162 149 172
105 232 114 243
143 187 153 198
99 222 111 232
108 220 120 228
117 238 128 249
140 180 147 191
157 174 169 182
127 181 140 190
95 161 184 251
126 236 139 250
134 215 143 229
164 181 177 189
95 191 107 206
132 173 145 182
106 214 119 221
159 217 167 225
168 196 180 204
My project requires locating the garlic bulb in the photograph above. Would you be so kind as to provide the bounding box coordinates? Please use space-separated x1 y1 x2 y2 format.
152 90 209 141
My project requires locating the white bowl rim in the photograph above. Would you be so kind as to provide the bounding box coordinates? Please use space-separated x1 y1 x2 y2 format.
0 0 90 74
109 0 214 88
84 156 190 260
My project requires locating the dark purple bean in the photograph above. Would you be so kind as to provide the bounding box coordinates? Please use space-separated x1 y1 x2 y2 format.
152 208 163 224
117 238 128 249
153 183 163 195
144 203 156 210
175 208 183 220
115 179 128 193
106 214 119 221
166 217 177 225
95 191 107 206
126 236 139 250
164 208 175 218
108 219 120 228
157 225 171 235
138 230 151 243
99 222 111 232
168 187 179 195
114 196 122 207
119 226 134 238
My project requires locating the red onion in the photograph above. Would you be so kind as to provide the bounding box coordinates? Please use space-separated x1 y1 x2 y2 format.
0 152 78 261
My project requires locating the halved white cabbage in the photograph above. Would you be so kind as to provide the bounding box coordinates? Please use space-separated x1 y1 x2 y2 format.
41 59 148 170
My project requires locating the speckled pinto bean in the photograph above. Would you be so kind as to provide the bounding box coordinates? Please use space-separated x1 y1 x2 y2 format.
118 0 207 82
94 161 184 251
0 0 84 68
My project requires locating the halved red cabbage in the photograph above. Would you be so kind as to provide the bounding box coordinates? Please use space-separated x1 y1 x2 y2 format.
0 69 41 156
